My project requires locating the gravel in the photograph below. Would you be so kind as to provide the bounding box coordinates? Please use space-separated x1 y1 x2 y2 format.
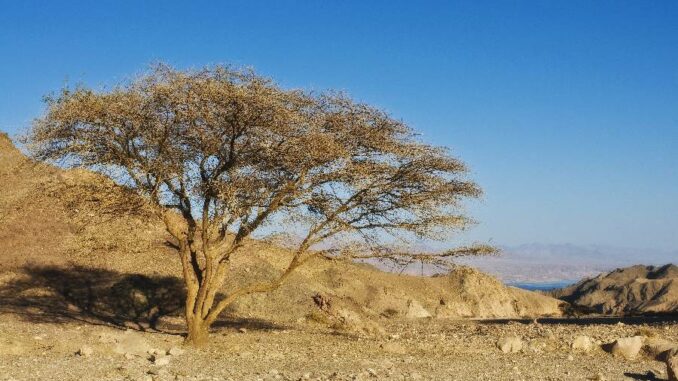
1 313 676 381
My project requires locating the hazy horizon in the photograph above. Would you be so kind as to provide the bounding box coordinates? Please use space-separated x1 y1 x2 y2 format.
384 241 675 282
461 242 677 283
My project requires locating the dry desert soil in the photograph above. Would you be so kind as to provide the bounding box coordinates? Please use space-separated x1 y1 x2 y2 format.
1 312 677 381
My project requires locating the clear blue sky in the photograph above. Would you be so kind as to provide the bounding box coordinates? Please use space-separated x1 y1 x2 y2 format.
1 1 676 251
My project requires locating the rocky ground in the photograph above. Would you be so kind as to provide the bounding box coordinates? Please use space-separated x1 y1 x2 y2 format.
1 311 676 381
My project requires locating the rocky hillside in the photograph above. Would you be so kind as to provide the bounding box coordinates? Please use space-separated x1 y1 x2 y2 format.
0 133 565 329
553 264 678 315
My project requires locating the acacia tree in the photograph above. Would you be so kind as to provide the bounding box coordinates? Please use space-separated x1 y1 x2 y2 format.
27 64 494 346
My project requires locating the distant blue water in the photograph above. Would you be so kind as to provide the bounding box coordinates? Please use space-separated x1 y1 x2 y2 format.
507 280 577 291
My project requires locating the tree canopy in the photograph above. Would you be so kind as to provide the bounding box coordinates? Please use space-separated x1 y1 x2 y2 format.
27 64 494 345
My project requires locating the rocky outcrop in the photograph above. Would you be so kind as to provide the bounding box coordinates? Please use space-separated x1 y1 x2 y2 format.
433 267 565 319
553 264 678 315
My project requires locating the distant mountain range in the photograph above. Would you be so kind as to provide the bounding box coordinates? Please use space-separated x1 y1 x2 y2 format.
458 243 677 283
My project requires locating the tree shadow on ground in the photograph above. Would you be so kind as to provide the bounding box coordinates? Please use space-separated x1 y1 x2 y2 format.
623 371 660 381
0 265 288 334
0 265 185 332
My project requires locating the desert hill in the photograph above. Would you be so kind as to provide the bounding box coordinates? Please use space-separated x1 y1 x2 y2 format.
0 133 564 330
4 134 678 381
553 264 678 315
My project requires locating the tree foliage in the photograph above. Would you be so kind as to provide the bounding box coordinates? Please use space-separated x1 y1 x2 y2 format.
27 64 494 345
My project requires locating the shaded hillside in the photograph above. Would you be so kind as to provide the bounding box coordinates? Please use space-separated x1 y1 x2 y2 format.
0 132 173 273
552 264 678 315
0 133 565 326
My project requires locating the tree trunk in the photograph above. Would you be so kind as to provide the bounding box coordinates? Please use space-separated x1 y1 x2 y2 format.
184 315 210 347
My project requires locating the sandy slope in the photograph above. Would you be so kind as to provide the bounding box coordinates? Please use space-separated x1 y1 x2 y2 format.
0 133 563 324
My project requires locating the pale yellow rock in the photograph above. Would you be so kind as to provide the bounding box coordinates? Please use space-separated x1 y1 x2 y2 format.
609 336 644 360
497 336 523 353
76 346 93 357
572 335 595 352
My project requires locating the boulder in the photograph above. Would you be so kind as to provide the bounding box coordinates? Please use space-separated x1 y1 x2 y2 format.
76 346 93 357
497 336 523 353
609 336 644 360
572 335 595 352
148 348 165 356
152 355 170 366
